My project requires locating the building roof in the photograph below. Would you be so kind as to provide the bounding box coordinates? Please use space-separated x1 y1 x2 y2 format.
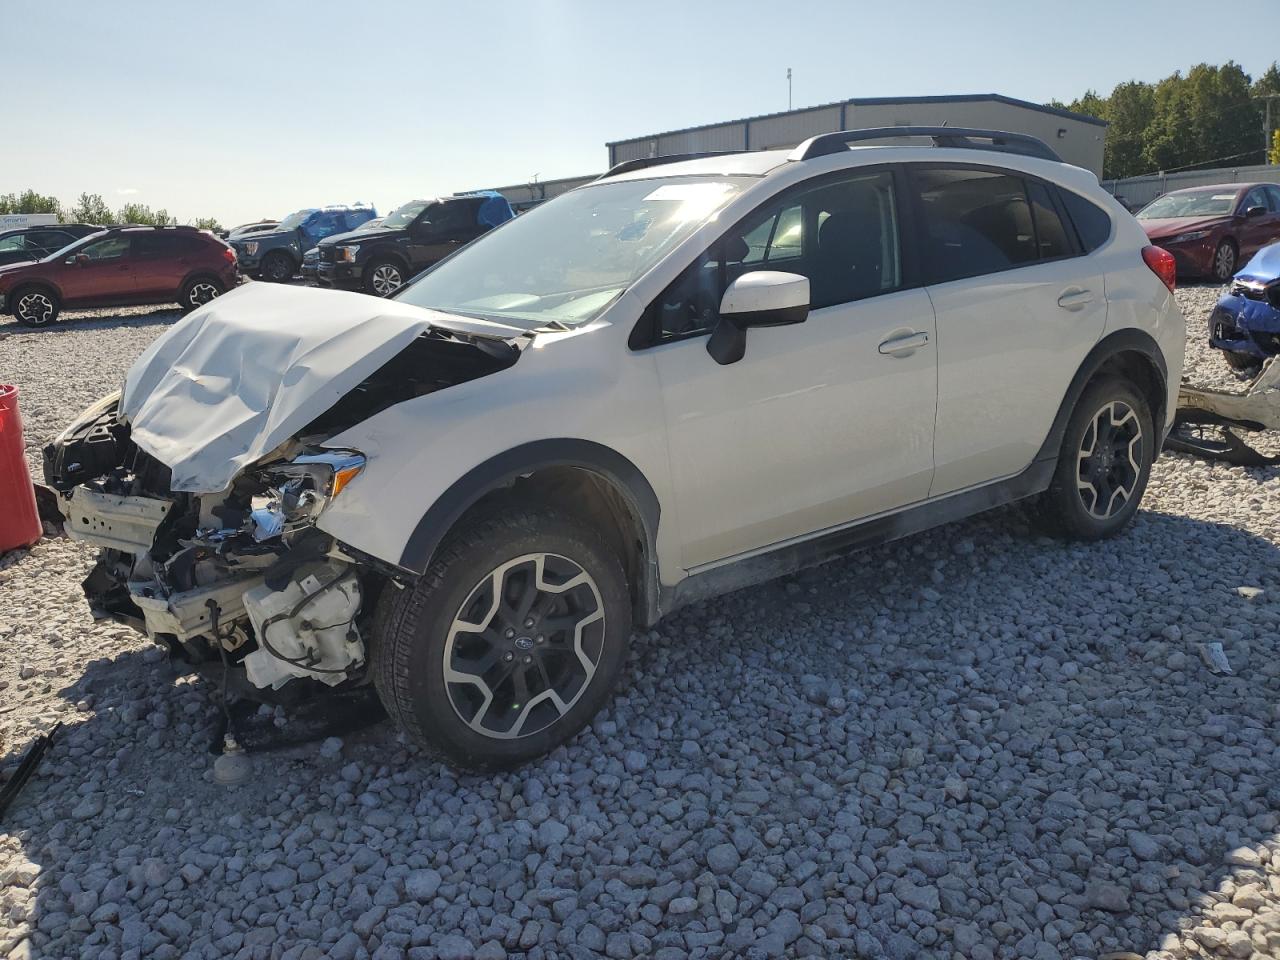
605 93 1108 147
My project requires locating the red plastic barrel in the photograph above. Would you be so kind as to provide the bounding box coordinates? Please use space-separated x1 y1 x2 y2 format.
0 385 42 552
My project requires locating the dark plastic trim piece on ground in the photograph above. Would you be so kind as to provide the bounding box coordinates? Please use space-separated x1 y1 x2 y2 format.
0 722 62 821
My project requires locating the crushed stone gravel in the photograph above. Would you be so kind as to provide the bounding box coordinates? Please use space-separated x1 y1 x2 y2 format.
2 286 1280 960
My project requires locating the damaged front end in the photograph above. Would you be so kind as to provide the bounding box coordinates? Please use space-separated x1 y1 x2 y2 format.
43 301 523 703
1208 244 1280 363
46 395 380 694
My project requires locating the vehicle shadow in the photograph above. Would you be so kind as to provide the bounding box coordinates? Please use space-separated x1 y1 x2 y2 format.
2 506 1278 958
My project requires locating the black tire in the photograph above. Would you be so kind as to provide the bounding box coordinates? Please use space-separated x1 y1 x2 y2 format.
260 251 295 283
1212 239 1237 282
11 286 60 327
1029 376 1155 540
1224 350 1261 373
363 258 406 297
372 503 632 771
179 276 224 313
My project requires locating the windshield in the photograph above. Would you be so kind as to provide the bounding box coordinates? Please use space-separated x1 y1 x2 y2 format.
380 202 430 230
395 177 748 328
275 209 312 231
1138 190 1239 219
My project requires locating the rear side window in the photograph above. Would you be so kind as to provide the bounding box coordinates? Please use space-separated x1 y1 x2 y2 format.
133 234 176 258
913 168 1038 283
1266 185 1280 211
1058 191 1112 253
1027 182 1071 260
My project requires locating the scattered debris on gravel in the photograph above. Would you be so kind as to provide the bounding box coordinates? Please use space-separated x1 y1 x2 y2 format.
3 287 1280 960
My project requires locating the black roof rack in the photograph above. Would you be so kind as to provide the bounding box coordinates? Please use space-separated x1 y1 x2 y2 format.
595 151 747 181
790 126 1061 163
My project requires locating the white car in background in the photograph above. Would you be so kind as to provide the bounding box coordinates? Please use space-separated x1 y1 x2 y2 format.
45 127 1184 770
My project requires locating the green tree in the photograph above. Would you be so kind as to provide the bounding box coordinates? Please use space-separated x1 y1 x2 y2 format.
191 216 223 233
1103 81 1155 179
1270 129 1280 166
68 193 117 225
0 189 63 217
116 202 177 226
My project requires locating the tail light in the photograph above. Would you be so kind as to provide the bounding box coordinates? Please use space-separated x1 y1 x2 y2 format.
1142 245 1176 292
222 246 236 264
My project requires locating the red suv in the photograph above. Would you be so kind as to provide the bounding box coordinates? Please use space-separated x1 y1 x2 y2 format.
0 226 239 327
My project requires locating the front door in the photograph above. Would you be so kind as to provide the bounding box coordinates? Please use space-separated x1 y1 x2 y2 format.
907 165 1108 495
57 234 136 303
1238 185 1280 260
407 200 477 273
646 168 939 570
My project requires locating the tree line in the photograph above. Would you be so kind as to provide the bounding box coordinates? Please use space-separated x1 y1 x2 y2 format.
0 189 222 233
1051 61 1280 181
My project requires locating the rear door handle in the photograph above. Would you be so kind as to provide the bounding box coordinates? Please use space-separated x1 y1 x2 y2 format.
1057 288 1094 310
878 331 930 356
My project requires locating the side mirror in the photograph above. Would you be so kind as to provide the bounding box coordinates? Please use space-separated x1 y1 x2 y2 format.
1246 205 1267 219
707 271 809 365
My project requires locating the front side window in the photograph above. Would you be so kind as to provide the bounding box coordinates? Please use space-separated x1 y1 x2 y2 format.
0 234 28 252
80 236 131 261
395 176 748 329
913 168 1038 284
1241 187 1269 213
648 170 902 340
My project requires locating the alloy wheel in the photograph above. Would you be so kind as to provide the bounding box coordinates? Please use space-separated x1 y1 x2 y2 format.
188 282 220 307
16 292 54 326
1076 400 1143 519
443 552 605 740
1214 243 1236 281
371 264 403 296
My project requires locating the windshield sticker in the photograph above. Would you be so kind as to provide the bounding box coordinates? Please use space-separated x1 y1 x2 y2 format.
643 183 734 202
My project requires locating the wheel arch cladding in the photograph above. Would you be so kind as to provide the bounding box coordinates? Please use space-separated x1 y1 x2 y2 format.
398 439 662 627
1034 329 1169 463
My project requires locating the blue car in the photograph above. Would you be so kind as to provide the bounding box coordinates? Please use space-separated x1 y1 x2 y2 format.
1208 242 1280 370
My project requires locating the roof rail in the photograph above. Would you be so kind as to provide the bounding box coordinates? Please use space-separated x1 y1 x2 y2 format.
595 151 747 181
790 126 1061 163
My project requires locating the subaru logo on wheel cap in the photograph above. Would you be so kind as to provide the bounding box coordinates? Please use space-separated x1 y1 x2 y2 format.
514 636 534 651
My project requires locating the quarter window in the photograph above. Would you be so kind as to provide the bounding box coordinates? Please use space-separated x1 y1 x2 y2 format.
1059 190 1112 252
649 170 902 340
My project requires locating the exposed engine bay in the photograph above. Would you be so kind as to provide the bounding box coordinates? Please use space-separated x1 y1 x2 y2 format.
43 325 521 700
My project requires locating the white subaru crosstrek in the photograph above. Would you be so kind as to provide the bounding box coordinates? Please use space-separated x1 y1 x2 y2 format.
45 128 1184 770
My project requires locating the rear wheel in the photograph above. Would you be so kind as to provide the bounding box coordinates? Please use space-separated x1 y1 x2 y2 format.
179 277 224 313
364 259 405 297
372 503 631 771
12 287 60 327
260 251 295 283
1212 240 1237 282
1030 376 1154 540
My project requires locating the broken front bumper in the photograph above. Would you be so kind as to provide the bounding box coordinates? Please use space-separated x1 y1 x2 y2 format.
1208 292 1280 361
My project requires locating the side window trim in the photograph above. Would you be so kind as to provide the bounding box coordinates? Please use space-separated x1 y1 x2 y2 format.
630 163 916 351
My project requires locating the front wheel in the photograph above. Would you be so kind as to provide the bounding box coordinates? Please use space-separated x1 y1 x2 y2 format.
1030 376 1154 540
364 259 405 297
372 504 632 770
1212 240 1237 282
1224 350 1261 373
260 251 295 283
12 287 60 327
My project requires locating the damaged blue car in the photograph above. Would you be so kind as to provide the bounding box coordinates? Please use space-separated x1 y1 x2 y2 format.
1209 242 1280 370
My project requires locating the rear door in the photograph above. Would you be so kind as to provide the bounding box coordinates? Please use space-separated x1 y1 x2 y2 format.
132 233 191 297
57 234 137 303
1236 186 1278 259
910 165 1107 496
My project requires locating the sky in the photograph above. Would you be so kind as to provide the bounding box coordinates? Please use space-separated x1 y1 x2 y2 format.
8 0 1280 227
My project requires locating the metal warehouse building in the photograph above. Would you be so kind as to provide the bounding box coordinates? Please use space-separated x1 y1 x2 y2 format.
470 93 1107 206
607 94 1106 175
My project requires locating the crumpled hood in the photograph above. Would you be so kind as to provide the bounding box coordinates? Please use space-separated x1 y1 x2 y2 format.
119 283 523 493
1235 241 1280 285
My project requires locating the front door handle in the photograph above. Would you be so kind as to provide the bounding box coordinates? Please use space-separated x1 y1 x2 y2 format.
878 331 930 356
1057 288 1094 310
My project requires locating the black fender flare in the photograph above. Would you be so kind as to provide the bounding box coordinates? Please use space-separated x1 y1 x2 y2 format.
1033 328 1169 464
397 439 662 624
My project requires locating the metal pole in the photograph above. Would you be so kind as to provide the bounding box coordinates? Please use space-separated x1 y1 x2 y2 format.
787 68 792 111
1267 97 1273 165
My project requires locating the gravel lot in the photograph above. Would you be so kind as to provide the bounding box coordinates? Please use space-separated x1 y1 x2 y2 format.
2 285 1280 960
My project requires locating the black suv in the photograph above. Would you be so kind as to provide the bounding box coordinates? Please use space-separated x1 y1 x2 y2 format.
0 223 103 267
314 192 514 297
